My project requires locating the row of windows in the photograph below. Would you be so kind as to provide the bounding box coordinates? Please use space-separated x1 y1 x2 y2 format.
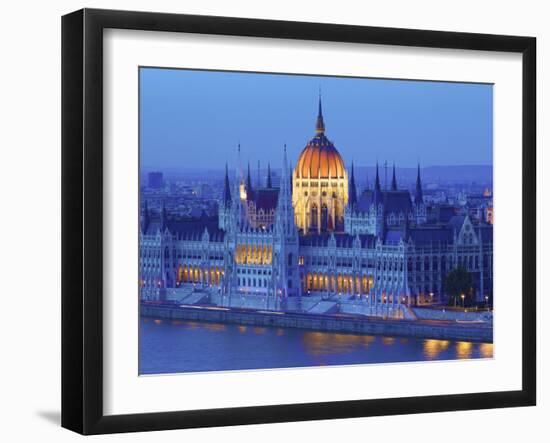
296 182 344 188
238 268 272 276
303 191 340 198
238 277 269 288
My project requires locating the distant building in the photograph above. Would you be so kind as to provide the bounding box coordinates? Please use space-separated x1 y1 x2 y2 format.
148 171 164 189
140 97 493 311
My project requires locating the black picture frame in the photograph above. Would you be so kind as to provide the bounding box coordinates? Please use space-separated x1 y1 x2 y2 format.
61 8 536 435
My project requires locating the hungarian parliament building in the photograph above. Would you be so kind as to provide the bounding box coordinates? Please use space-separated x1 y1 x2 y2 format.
140 98 493 311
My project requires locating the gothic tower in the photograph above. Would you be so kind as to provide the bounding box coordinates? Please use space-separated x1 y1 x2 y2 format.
273 145 301 299
414 163 427 224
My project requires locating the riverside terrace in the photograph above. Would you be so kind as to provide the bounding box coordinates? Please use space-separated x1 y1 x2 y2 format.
141 302 493 343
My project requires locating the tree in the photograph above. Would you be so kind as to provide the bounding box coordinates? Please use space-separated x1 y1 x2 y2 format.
444 267 475 307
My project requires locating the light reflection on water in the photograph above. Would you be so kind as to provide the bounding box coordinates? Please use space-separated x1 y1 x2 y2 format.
456 341 473 359
204 323 226 332
302 331 373 356
140 318 493 374
479 343 494 358
423 339 450 360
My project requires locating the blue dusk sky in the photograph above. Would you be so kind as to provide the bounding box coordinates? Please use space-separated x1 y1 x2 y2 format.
139 67 493 172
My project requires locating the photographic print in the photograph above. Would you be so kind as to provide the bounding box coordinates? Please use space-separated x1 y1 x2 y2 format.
138 68 494 375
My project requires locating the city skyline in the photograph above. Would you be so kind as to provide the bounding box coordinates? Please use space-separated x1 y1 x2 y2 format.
139 68 493 171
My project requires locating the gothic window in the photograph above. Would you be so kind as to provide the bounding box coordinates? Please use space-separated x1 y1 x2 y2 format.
311 204 318 229
288 253 293 267
321 204 328 231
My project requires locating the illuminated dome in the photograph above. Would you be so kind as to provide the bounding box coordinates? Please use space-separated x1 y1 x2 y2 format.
296 137 346 179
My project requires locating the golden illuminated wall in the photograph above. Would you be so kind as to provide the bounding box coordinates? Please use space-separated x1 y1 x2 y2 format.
234 244 273 265
292 168 348 234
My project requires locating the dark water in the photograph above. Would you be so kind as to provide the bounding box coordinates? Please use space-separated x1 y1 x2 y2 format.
139 317 493 374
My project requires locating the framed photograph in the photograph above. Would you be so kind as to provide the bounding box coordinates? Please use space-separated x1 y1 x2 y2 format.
61 8 536 435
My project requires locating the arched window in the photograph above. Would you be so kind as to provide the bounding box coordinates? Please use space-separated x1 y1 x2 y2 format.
321 204 328 231
311 204 318 230
288 253 293 267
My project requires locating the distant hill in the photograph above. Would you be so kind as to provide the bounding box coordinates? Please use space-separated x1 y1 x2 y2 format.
142 164 493 185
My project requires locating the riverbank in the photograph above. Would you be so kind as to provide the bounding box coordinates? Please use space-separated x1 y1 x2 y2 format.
140 302 493 343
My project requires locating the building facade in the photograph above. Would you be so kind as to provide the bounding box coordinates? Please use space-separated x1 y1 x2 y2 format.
140 99 493 310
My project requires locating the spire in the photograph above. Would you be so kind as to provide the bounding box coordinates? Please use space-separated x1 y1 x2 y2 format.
246 161 253 192
267 162 272 188
276 144 295 236
289 162 293 193
141 199 150 232
349 161 358 208
315 91 325 135
391 162 397 191
373 162 382 206
231 143 245 229
415 163 424 205
222 162 231 205
236 143 242 181
160 199 168 230
257 160 261 188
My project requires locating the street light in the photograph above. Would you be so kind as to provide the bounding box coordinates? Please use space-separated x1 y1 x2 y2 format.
461 293 465 308
485 295 489 309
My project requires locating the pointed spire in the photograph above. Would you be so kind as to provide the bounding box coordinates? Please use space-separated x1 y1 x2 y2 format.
222 162 231 205
236 143 242 181
373 163 383 206
365 171 369 191
267 162 272 188
391 162 397 191
276 144 295 236
349 161 358 208
141 199 150 232
160 199 168 230
257 160 261 188
415 163 424 205
315 91 325 135
246 161 253 192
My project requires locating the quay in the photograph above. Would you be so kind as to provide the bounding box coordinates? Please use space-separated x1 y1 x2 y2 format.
140 302 493 343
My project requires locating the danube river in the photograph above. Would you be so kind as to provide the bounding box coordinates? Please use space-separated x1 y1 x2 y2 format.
140 318 493 374
139 317 493 374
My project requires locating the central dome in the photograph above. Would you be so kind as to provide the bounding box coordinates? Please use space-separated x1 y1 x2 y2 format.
296 136 346 179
